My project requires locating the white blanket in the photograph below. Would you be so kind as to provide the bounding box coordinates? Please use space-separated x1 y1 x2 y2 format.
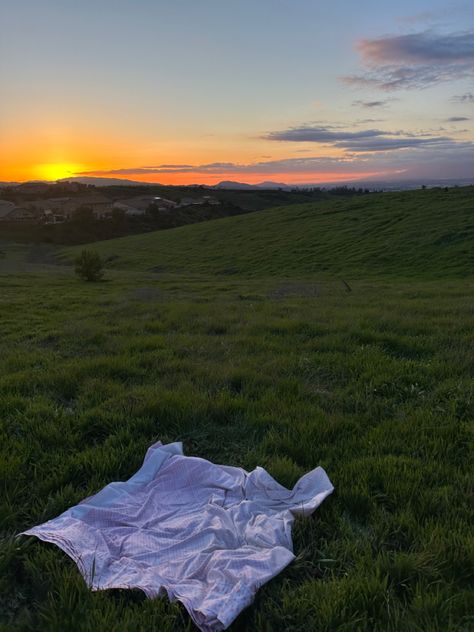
22 441 333 631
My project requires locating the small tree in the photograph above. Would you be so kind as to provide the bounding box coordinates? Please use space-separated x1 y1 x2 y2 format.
75 249 104 282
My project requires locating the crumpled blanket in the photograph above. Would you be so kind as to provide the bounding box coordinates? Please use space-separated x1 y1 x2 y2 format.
21 441 333 631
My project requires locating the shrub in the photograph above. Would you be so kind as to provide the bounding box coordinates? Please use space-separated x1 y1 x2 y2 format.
75 249 104 282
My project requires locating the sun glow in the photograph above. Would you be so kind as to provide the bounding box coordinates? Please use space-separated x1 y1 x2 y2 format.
34 162 85 182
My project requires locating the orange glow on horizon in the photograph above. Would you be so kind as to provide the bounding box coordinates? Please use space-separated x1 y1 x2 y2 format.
0 159 391 186
70 170 388 186
0 124 380 186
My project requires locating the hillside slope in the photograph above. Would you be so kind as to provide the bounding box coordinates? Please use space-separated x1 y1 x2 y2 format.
68 187 474 278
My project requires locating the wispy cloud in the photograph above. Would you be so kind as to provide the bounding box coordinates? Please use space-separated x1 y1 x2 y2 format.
451 92 474 103
262 124 452 152
79 157 348 176
445 116 470 122
343 30 474 90
78 141 474 181
358 31 474 65
333 137 453 152
142 164 193 169
352 99 395 108
355 118 386 124
78 121 474 183
264 126 385 143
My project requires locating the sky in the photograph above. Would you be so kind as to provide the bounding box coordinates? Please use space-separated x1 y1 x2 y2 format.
1 0 473 185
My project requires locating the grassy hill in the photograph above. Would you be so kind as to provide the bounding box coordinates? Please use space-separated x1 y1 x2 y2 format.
0 181 338 246
1 187 473 631
68 187 474 278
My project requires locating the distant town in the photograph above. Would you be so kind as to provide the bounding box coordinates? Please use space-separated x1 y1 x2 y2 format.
0 181 221 225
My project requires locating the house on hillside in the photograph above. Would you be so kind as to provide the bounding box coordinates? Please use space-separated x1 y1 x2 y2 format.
3 207 38 222
29 197 71 224
113 195 177 216
31 197 71 211
202 195 220 205
91 207 113 220
26 194 113 220
62 194 114 220
178 196 220 207
42 209 65 224
152 196 177 209
179 197 202 207
113 202 145 216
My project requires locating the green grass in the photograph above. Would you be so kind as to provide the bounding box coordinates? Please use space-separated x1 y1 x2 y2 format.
1 187 473 631
65 187 474 278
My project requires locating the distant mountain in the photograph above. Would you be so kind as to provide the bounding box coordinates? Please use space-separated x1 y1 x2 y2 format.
257 181 292 189
214 180 291 190
214 181 257 190
57 176 154 187
6 175 472 192
214 176 473 192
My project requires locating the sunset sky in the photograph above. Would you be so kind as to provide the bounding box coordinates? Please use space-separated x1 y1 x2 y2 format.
1 0 473 185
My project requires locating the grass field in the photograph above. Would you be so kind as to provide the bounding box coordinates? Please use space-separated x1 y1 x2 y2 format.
1 187 473 631
74 187 474 278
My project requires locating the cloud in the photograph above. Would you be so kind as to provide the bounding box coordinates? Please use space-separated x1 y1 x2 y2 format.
262 124 453 152
343 64 473 91
343 30 474 90
78 120 474 183
77 141 474 182
355 118 386 124
264 126 385 143
451 92 474 102
358 31 474 65
79 157 349 177
445 116 470 122
333 137 452 152
142 164 193 169
352 99 394 108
